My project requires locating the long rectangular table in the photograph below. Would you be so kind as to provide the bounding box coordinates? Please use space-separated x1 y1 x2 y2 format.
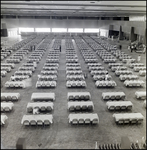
21 114 53 125
36 81 57 88
1 63 15 69
106 101 132 110
119 75 138 81
1 93 20 101
95 80 117 88
14 71 32 77
31 93 55 101
1 115 8 125
5 81 26 88
66 80 87 88
133 66 146 72
1 102 14 111
67 92 91 100
124 80 145 87
139 70 146 76
129 63 144 68
68 101 94 110
26 102 54 112
66 75 85 80
135 91 146 99
102 92 125 100
113 113 144 124
115 70 133 76
93 75 112 81
68 113 99 124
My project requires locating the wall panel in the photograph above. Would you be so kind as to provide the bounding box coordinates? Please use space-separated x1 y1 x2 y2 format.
134 27 146 36
113 25 120 31
122 26 131 33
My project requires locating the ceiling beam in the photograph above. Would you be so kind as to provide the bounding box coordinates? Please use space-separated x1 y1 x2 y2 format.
1 8 146 13
1 2 146 8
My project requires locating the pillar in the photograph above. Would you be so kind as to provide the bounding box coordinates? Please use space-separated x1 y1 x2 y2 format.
119 26 124 40
1 23 8 37
108 25 113 38
130 27 137 42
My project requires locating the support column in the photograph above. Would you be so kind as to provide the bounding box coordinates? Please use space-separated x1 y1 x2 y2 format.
119 26 124 40
1 23 8 37
108 25 113 38
130 27 137 42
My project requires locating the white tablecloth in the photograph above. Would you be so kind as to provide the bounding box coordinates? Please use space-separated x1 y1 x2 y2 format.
43 67 58 70
133 67 146 72
67 92 91 100
66 75 85 80
1 115 8 125
36 81 57 87
66 67 81 70
139 70 146 76
31 93 55 101
1 63 15 68
1 93 20 99
68 101 94 109
66 70 83 75
1 67 11 72
93 75 111 81
19 67 35 71
5 81 26 88
115 70 133 75
66 63 80 66
87 63 102 67
106 101 132 109
124 80 145 87
89 66 104 70
68 113 99 123
95 80 117 87
27 102 54 110
113 113 144 122
135 91 146 99
41 70 58 75
14 71 32 76
129 63 144 68
66 81 87 87
38 75 57 80
111 66 127 71
108 63 123 68
10 75 30 80
21 114 53 124
119 75 138 80
1 102 14 110
102 92 125 99
91 70 108 75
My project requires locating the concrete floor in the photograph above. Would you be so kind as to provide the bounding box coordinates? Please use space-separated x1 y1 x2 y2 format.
1 36 146 149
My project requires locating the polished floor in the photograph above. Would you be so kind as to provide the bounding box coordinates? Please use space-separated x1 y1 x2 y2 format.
1 36 146 149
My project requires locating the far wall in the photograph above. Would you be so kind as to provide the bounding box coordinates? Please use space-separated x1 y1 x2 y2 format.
1 18 146 37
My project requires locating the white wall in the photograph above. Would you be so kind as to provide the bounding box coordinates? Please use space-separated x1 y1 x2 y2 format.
1 18 146 35
1 18 111 28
